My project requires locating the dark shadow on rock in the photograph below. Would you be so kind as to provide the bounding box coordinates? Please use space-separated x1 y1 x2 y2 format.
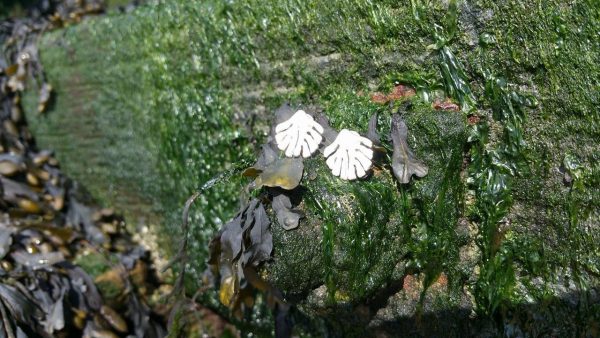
290 286 599 337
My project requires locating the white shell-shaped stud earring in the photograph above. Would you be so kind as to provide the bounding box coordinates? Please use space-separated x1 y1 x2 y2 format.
323 129 373 180
275 110 324 158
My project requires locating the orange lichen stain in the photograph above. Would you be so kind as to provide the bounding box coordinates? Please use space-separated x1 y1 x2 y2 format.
370 84 416 104
430 272 448 292
371 92 389 104
387 84 416 100
467 115 481 125
402 274 423 299
432 98 460 111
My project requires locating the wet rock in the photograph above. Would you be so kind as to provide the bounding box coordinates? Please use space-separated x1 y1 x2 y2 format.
15 0 600 336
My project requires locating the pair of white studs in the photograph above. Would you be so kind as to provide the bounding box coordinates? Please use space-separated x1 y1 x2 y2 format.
275 110 374 180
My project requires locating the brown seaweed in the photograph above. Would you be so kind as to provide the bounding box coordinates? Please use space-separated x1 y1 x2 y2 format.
390 114 428 184
271 190 303 230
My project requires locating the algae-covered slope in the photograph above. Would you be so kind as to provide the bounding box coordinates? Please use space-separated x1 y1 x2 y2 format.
23 0 599 335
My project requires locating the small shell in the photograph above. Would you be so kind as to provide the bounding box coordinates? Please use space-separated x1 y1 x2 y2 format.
275 110 324 158
323 129 373 180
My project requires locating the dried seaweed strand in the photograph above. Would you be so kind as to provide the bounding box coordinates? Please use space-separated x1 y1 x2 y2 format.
162 190 201 297
162 168 240 297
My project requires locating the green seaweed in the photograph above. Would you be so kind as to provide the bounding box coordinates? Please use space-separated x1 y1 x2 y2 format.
412 0 477 111
438 46 477 112
19 0 600 334
467 77 519 314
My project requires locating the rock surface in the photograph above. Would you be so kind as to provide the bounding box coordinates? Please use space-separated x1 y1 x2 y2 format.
22 0 599 336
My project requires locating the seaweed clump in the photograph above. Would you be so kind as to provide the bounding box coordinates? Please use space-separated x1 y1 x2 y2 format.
207 199 273 309
205 105 316 309
175 101 435 334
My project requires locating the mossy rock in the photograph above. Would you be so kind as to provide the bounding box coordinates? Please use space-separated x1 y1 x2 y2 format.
21 0 599 336
270 108 466 298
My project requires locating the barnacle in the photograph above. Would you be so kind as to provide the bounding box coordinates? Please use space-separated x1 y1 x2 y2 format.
275 110 324 158
323 129 373 180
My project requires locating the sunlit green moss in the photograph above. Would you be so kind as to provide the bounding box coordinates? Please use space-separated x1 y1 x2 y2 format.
21 0 600 335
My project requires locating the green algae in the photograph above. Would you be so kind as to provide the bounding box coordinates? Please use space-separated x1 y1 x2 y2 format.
19 0 600 335
73 252 112 278
438 46 477 112
449 0 600 322
26 0 434 292
411 0 477 111
467 72 534 314
271 104 466 310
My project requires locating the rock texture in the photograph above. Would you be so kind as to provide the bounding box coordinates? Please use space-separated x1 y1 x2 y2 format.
22 0 599 336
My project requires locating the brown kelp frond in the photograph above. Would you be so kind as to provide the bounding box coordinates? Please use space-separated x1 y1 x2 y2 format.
390 114 429 184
